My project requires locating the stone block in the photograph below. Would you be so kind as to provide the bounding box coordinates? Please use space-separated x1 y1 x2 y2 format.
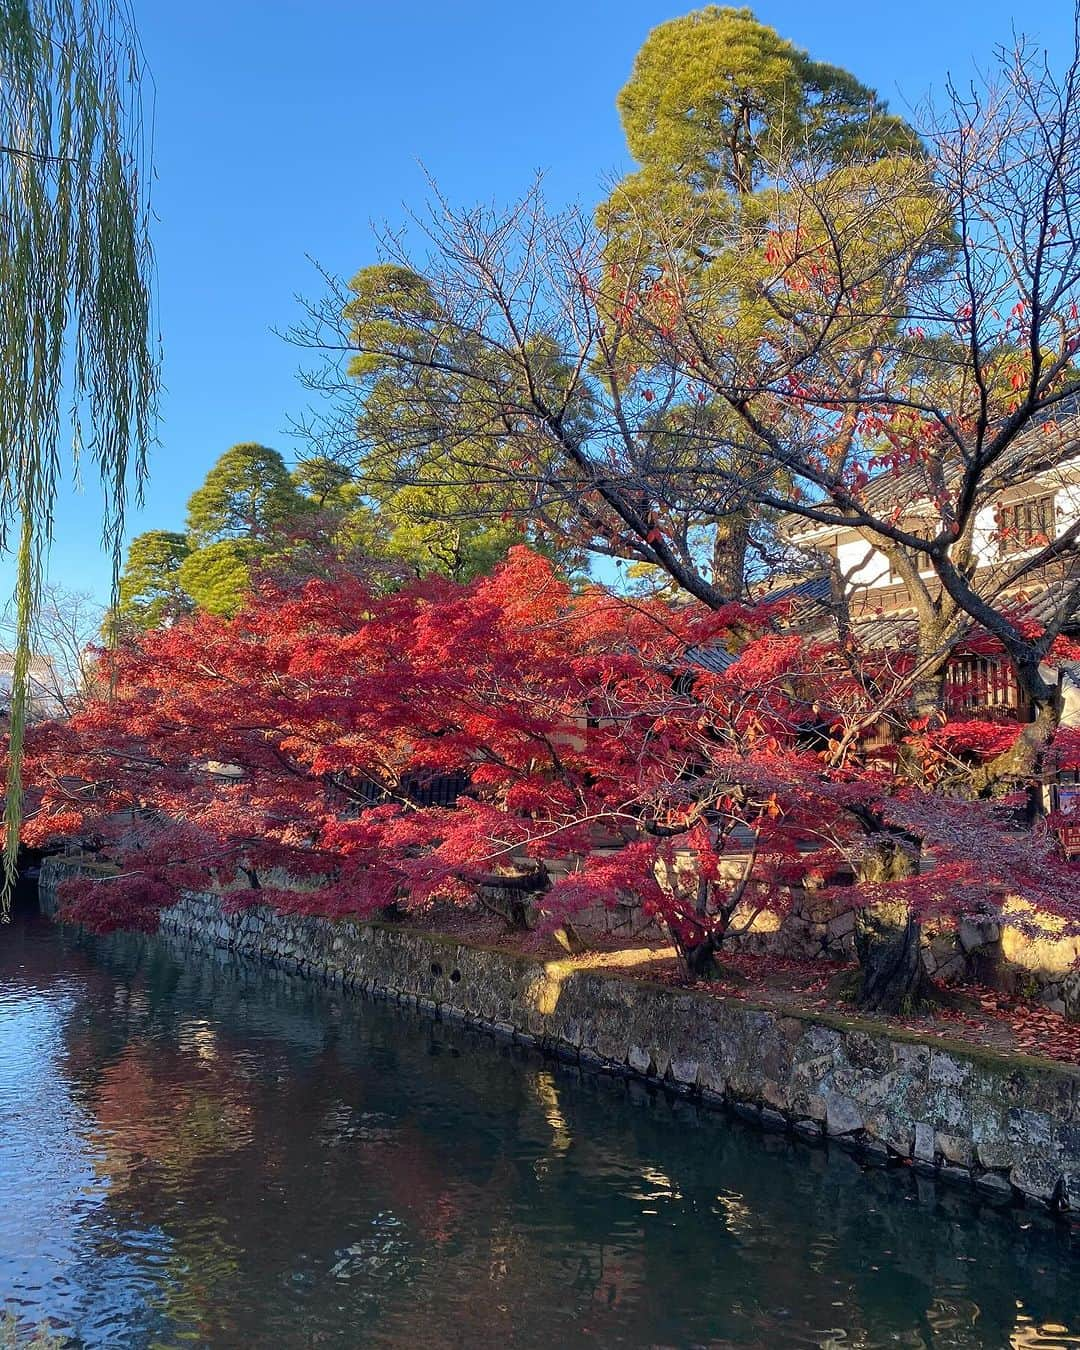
825 1093 864 1137
959 917 1001 953
976 1140 1016 1170
803 1094 828 1123
1007 1107 1054 1149
975 1171 1014 1202
826 910 856 940
627 1044 653 1076
935 1132 974 1168
696 1058 728 1098
670 1057 700 1088
890 1041 931 1075
802 1025 844 1060
1010 1157 1061 1204
926 1086 972 1134
929 1052 971 1087
935 955 967 982
1055 1121 1080 1155
914 1122 936 1162
866 1116 914 1158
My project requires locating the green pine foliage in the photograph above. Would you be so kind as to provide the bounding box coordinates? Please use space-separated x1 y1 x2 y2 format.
595 6 934 595
115 428 557 626
184 442 303 546
175 538 257 617
115 530 191 631
613 5 919 198
341 264 587 581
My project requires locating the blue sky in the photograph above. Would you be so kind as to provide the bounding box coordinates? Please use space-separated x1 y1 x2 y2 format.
25 0 1076 603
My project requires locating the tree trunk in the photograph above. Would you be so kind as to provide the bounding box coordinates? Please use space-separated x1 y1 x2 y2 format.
684 932 720 977
476 861 550 932
854 902 930 1013
896 660 949 786
853 838 932 1014
910 660 949 724
972 695 1059 802
711 513 749 598
681 868 720 977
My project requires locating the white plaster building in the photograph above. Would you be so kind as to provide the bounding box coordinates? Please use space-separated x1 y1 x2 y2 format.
765 423 1080 734
799 456 1080 599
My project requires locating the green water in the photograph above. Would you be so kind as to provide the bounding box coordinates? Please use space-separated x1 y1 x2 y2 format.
1 902 1078 1348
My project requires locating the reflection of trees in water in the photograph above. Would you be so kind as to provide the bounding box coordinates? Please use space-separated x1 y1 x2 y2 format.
33 922 1080 1348
553 1067 1080 1347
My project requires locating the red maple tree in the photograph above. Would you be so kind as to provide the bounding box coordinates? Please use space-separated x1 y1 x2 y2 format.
13 549 1080 1000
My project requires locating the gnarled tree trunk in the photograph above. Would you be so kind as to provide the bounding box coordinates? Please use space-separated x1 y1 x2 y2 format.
972 696 1059 803
711 513 750 599
476 862 550 931
853 837 933 1014
476 860 585 951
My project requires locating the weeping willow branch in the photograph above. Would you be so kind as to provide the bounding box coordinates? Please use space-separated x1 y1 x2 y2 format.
0 0 158 915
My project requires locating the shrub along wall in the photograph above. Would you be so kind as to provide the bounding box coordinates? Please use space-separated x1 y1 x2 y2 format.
38 859 1080 1215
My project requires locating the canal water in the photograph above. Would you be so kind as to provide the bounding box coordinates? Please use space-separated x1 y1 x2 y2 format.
1 901 1079 1349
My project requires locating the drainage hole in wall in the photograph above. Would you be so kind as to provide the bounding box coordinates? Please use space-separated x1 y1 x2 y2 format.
430 962 443 977
450 969 461 983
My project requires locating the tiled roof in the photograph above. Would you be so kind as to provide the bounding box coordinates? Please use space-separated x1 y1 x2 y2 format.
827 567 1080 649
779 402 1080 539
759 575 833 606
683 643 738 674
680 555 1078 668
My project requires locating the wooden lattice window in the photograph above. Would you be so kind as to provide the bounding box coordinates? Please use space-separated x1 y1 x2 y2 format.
996 493 1057 556
945 655 1019 713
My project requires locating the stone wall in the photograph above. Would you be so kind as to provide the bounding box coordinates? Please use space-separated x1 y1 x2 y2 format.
43 848 1080 1018
535 846 1080 1015
580 885 1080 1019
39 861 1076 1215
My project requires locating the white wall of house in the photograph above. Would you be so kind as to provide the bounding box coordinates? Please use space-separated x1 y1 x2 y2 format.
1058 665 1080 729
817 469 1080 593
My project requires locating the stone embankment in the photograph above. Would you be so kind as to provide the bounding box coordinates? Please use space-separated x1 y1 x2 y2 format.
587 883 1080 1017
38 860 1080 1212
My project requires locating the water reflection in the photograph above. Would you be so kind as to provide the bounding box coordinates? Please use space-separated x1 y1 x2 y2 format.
0 906 1078 1348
